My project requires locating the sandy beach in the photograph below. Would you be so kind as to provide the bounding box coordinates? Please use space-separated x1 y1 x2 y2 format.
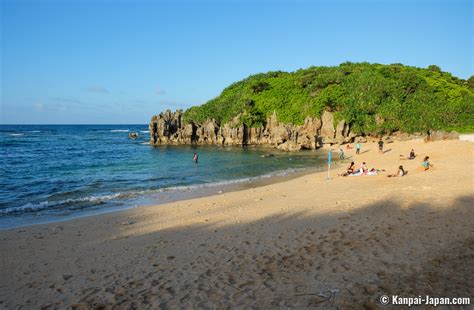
1 139 473 309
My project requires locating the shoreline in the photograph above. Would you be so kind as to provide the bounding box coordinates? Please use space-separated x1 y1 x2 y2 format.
1 139 472 308
0 162 330 231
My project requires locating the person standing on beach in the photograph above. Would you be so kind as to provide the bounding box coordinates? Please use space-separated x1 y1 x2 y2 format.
339 149 345 160
193 152 198 163
378 139 384 154
356 142 361 155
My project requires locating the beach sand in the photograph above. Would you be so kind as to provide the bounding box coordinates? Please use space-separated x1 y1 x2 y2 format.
1 139 473 309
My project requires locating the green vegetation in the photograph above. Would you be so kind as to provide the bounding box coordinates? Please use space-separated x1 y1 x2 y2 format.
183 63 474 134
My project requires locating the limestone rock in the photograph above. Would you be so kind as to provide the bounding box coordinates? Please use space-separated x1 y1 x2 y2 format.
320 111 335 139
302 116 321 135
247 127 263 145
429 131 459 141
277 141 302 152
271 125 290 145
267 111 279 130
149 109 353 151
390 131 428 141
335 119 350 143
354 136 367 143
297 133 316 149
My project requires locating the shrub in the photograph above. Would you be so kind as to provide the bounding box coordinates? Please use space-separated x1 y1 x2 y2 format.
182 63 473 133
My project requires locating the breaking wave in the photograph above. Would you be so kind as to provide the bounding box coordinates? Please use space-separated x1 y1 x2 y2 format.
0 167 310 216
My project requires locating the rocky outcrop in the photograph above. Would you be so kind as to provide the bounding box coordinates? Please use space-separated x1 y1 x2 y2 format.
149 110 353 151
320 111 335 143
428 130 459 141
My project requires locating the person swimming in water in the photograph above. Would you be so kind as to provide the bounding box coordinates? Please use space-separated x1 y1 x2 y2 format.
193 152 198 163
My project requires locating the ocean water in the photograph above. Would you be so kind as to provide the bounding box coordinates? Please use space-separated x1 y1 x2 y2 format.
0 125 328 229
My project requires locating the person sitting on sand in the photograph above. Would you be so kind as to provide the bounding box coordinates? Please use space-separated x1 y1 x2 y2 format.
339 161 355 176
422 156 433 171
347 161 355 174
388 165 406 177
408 149 416 160
367 168 380 176
367 167 386 176
346 144 353 150
361 162 368 175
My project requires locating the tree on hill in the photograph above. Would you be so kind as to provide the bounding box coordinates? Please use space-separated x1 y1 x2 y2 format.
183 63 474 134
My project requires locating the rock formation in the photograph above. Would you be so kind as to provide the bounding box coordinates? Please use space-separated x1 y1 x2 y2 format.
149 110 459 151
149 110 354 151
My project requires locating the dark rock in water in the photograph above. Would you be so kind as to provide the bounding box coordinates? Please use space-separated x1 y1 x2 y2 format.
128 132 139 139
149 109 357 151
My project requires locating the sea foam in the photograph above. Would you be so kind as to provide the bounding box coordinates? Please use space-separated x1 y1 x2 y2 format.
1 193 124 215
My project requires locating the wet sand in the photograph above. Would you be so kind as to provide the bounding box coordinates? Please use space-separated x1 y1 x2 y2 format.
1 139 473 309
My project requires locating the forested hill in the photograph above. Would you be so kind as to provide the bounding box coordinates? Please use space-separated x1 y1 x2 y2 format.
183 62 474 134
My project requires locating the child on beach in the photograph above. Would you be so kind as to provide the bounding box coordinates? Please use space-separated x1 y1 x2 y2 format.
355 142 361 155
388 165 406 177
400 149 417 160
422 156 433 171
361 162 368 175
193 152 198 163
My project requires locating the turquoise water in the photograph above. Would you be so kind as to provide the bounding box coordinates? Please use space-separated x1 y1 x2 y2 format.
0 125 328 228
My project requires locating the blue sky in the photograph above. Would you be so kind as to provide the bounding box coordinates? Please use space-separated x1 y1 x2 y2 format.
1 0 472 124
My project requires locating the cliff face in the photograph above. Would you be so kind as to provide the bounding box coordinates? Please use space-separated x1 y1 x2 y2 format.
149 110 355 151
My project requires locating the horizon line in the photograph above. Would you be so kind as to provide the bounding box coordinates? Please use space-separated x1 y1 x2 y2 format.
0 123 149 126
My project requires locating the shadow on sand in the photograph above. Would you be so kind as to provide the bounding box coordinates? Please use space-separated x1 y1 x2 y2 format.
1 195 473 309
